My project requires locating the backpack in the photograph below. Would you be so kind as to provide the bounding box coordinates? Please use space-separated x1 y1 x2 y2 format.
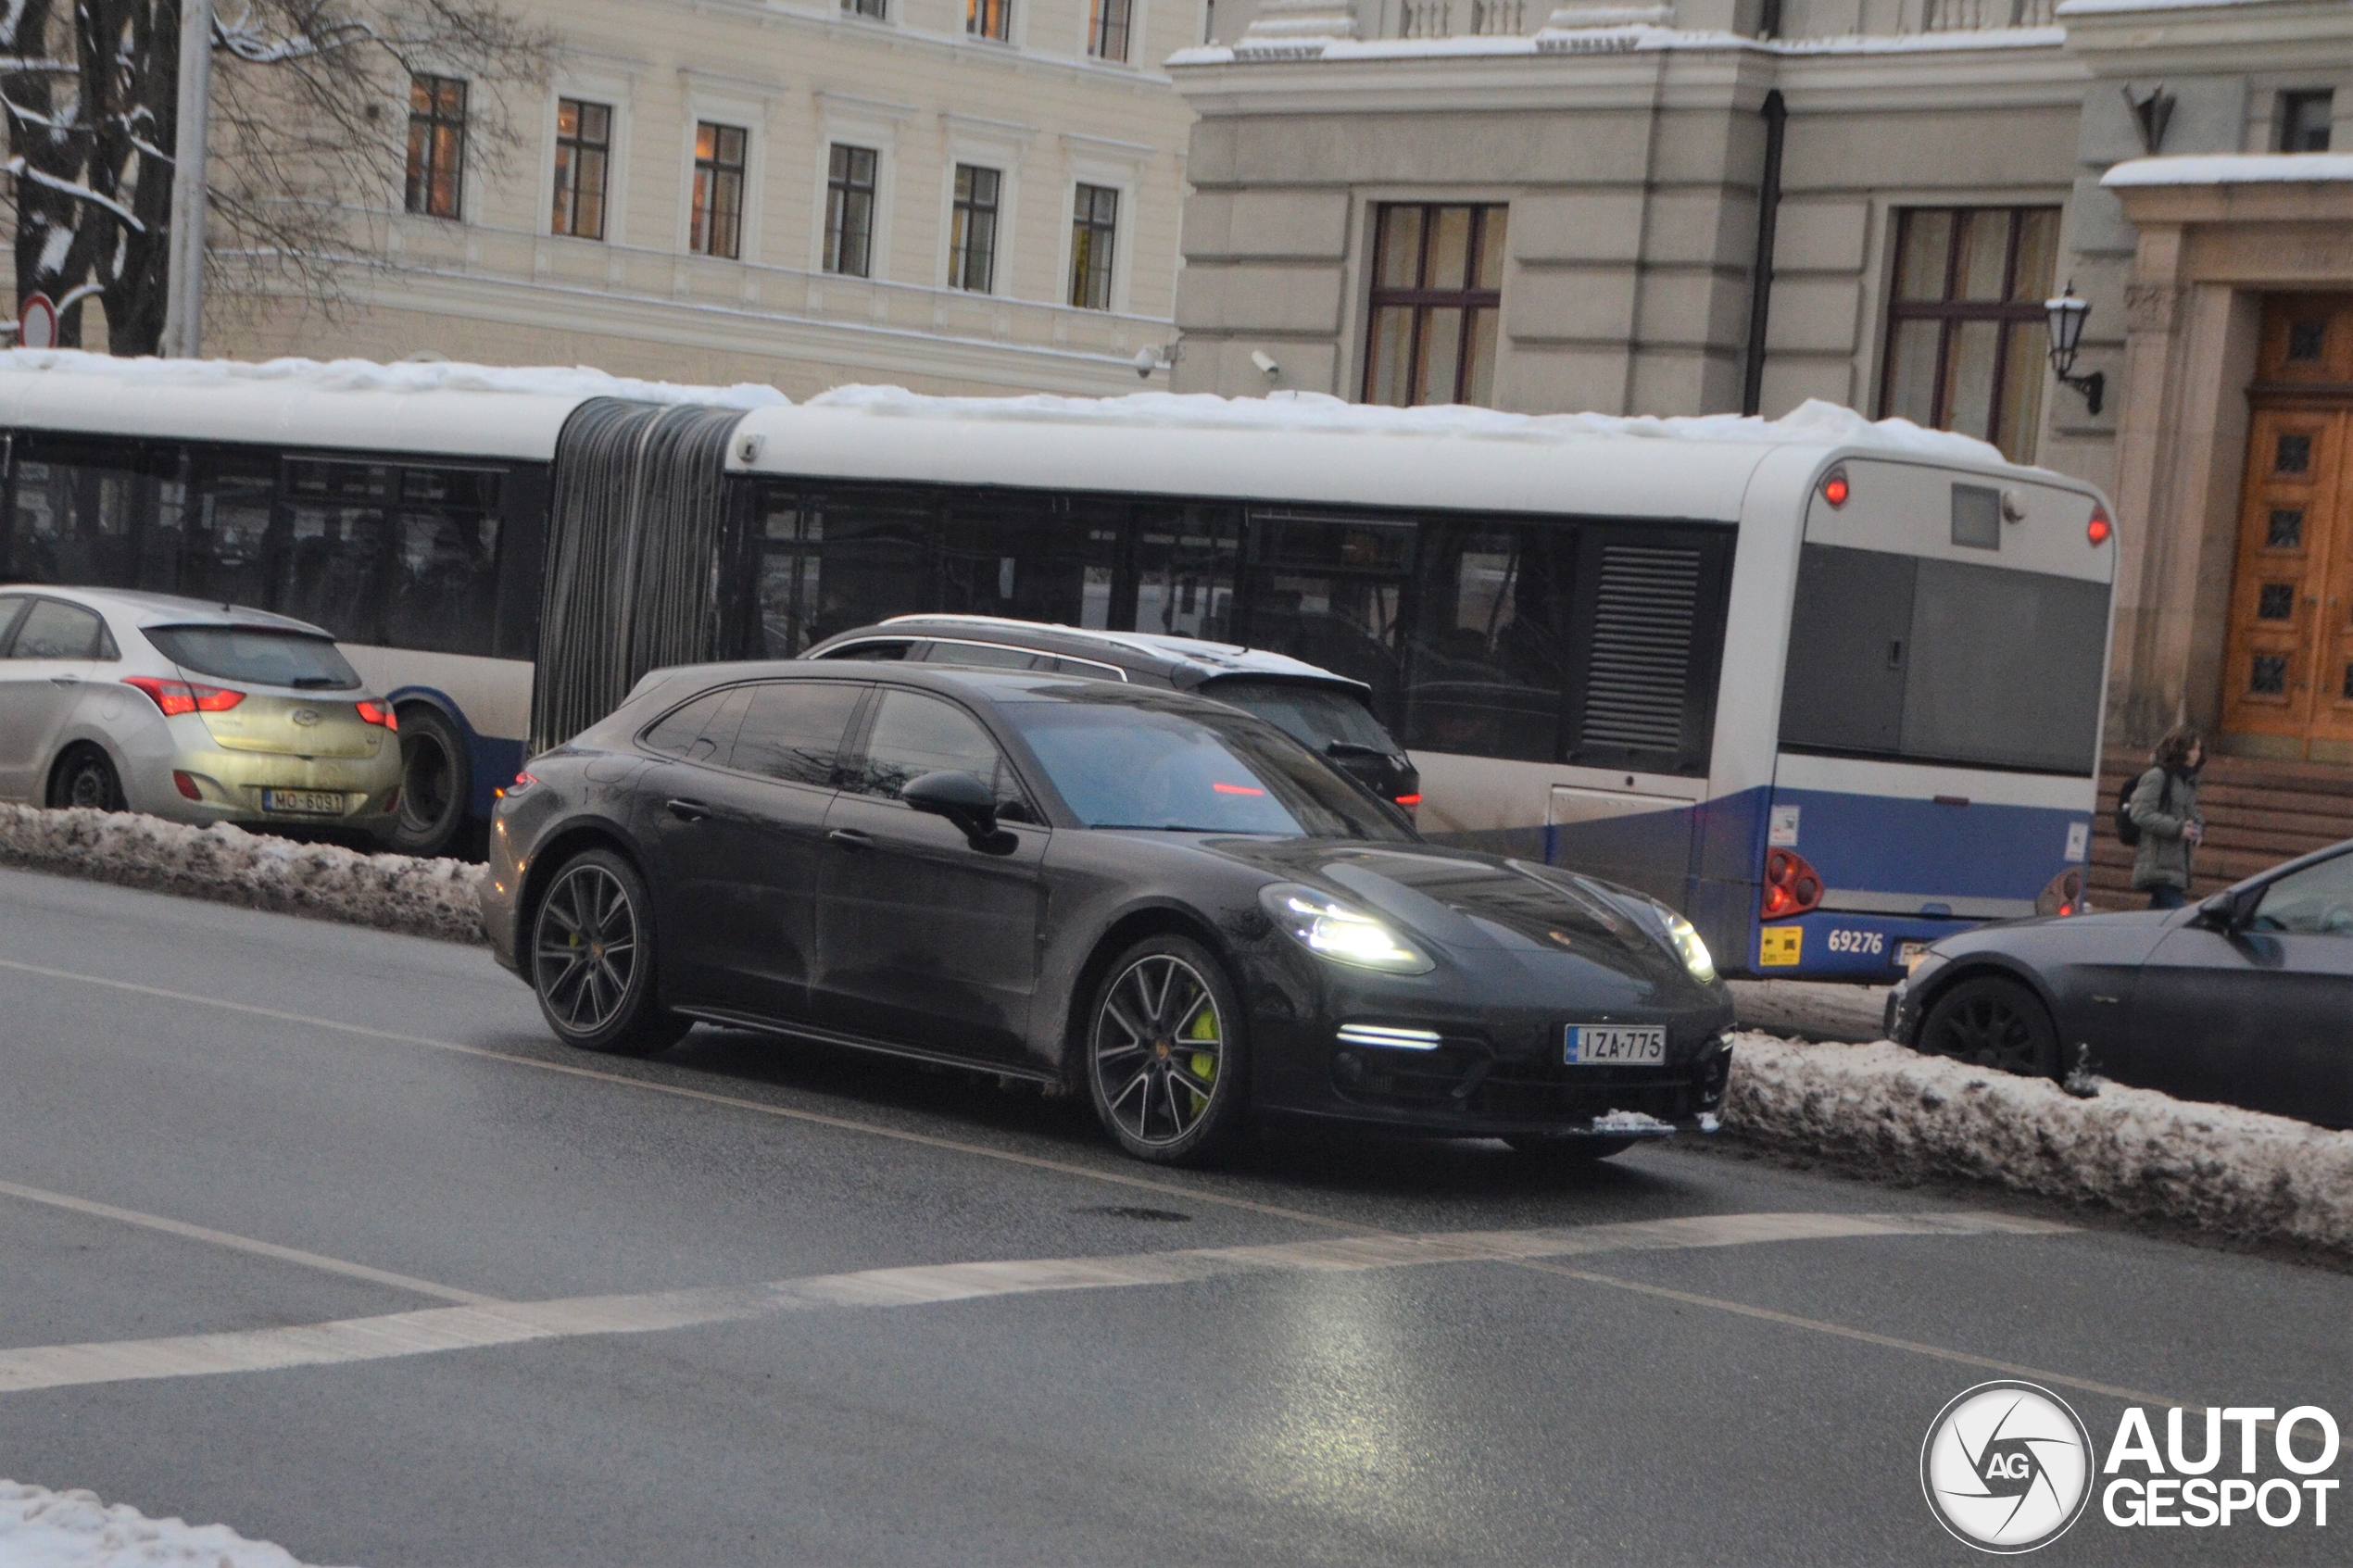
2113 767 2164 849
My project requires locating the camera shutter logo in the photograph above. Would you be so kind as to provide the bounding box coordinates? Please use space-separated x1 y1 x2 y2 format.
1921 1381 2094 1552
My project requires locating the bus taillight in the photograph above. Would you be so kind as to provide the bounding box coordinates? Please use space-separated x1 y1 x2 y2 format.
2086 505 2112 546
1762 848 1823 918
1820 467 1850 508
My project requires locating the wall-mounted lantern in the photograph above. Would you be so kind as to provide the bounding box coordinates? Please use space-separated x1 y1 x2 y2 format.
2045 282 2104 416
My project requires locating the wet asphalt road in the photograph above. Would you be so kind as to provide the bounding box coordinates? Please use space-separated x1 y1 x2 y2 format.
0 865 2347 1567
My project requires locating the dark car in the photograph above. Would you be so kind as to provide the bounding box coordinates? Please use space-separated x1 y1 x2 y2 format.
1886 838 2353 1127
482 663 1733 1165
801 615 1422 816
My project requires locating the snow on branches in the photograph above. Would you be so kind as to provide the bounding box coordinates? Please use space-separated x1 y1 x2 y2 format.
1 1 550 354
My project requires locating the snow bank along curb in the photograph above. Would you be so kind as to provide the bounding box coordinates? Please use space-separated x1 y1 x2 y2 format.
0 1479 342 1568
0 806 485 946
1724 1034 2353 1256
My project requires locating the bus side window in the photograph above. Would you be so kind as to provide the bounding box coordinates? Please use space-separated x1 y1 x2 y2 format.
183 452 279 613
1403 521 1575 762
1242 510 1412 721
1132 504 1238 641
281 459 392 644
6 440 183 593
385 466 502 656
756 486 937 657
939 493 1121 630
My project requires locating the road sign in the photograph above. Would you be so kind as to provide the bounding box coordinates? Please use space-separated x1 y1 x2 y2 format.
18 293 58 350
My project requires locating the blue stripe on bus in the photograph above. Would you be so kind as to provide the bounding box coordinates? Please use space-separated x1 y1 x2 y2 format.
1533 782 2089 982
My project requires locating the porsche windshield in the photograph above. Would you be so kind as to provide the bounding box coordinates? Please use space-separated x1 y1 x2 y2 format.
1004 697 1411 840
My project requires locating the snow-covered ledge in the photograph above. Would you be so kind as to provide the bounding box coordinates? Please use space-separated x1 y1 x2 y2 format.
1234 0 1361 57
2104 153 2353 187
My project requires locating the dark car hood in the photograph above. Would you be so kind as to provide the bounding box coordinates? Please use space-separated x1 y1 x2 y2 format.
1194 837 1697 989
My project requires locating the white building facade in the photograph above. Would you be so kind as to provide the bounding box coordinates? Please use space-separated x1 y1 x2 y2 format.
219 0 1202 397
1168 0 2353 761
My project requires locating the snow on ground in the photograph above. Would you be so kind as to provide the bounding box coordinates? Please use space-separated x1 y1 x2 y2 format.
1724 1034 2353 1255
0 1481 343 1568
0 806 484 946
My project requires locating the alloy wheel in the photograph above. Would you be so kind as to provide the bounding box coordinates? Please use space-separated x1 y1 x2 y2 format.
1931 994 2040 1073
534 863 640 1035
1090 954 1226 1148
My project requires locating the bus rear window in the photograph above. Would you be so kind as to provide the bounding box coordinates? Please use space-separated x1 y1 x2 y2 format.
1779 544 2107 776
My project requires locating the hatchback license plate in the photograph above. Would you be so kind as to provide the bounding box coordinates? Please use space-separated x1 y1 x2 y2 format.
1565 1025 1666 1065
262 789 343 815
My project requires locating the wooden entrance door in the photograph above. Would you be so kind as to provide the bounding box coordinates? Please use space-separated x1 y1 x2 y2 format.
2221 295 2353 760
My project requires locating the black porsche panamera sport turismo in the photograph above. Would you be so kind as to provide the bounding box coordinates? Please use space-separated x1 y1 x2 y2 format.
482 663 1736 1165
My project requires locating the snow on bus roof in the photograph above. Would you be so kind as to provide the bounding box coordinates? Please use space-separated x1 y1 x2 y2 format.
0 348 786 460
730 385 2012 521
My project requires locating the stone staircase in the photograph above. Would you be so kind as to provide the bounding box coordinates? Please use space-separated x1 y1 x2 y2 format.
2089 749 2353 908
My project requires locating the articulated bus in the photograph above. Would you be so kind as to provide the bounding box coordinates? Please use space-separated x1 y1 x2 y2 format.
0 352 2118 980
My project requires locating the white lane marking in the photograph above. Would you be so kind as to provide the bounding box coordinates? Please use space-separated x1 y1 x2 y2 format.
0 1210 2064 1396
0 1178 496 1307
0 957 1378 1236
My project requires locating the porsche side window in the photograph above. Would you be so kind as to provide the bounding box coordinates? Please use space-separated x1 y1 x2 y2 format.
640 686 749 765
730 682 864 787
849 688 1038 822
2250 852 2353 937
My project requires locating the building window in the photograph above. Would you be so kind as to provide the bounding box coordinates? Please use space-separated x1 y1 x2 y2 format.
1088 0 1132 60
2282 91 2334 152
405 75 467 220
949 165 1000 294
551 99 610 241
969 0 1013 40
1068 183 1118 310
1880 207 2061 465
825 144 878 278
690 122 748 259
1362 204 1507 408
843 0 887 16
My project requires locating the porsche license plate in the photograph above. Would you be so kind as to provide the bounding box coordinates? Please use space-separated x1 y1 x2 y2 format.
1565 1025 1666 1065
261 789 344 815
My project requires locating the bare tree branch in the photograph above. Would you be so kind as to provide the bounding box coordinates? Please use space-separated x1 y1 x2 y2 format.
2 0 552 354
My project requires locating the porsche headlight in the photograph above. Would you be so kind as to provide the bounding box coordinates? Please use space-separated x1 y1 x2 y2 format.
1262 885 1434 975
1665 911 1716 984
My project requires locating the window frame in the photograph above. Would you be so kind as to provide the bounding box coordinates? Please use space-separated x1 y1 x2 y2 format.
405 74 469 220
967 0 1013 42
2280 90 2335 153
824 143 881 279
841 0 888 17
1360 203 1508 408
1876 206 2062 464
1087 0 1133 61
1068 182 1120 311
550 97 612 242
690 120 750 261
948 163 1001 294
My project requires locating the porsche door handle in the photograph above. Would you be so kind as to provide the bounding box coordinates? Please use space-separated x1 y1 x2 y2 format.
827 829 874 850
665 797 712 822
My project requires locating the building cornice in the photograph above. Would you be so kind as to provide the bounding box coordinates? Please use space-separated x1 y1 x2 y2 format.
656 0 1179 91
2059 0 2353 75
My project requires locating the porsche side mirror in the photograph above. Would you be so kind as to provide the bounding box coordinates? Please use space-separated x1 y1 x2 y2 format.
901 770 1003 847
2198 885 2261 930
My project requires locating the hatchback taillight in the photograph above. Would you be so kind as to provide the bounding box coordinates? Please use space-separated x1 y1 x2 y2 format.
1762 847 1823 919
123 676 245 716
356 700 398 731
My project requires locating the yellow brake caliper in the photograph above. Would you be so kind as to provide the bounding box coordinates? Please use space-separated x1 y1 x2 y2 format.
1185 1001 1219 1111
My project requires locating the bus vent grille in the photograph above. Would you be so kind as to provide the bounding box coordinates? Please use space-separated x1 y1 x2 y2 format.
1579 543 1700 755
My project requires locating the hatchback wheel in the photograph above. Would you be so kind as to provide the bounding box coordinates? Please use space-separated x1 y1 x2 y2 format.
530 849 689 1057
391 707 468 858
48 746 123 812
1086 936 1248 1165
1919 975 2060 1079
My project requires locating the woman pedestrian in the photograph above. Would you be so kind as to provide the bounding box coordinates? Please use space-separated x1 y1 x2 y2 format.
2128 727 2206 910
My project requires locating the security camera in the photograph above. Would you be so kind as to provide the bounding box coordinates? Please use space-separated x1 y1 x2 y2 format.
1251 349 1280 379
1133 345 1160 378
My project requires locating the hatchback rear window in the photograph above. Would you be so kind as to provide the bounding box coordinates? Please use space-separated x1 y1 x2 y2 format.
145 626 362 690
1197 678 1397 756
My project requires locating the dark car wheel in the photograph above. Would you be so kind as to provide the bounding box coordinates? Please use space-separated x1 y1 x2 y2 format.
1504 1135 1638 1165
1086 935 1249 1166
1919 974 2060 1079
48 746 124 811
391 706 469 858
530 849 690 1057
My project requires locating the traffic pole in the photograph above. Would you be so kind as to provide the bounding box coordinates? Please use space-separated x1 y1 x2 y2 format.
162 0 213 358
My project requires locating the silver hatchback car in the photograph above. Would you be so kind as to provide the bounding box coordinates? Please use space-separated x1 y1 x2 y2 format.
0 586 404 840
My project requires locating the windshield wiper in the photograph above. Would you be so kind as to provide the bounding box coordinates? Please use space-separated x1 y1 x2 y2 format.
1324 741 1395 761
288 676 348 689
